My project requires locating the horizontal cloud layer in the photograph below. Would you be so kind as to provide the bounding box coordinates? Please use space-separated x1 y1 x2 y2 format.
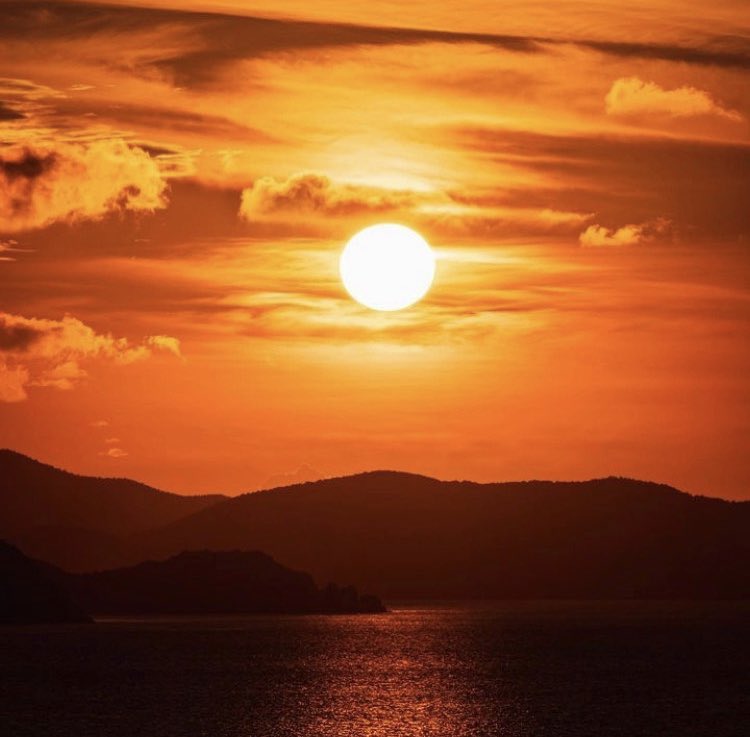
2 1 748 92
239 173 418 218
239 172 592 240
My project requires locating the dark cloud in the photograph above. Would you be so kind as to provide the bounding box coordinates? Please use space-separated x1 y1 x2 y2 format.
577 37 750 70
0 1 540 88
0 149 57 182
153 23 540 86
0 101 25 121
92 103 274 143
0 315 43 351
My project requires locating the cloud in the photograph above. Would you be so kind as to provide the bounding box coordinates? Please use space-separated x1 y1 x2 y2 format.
0 312 182 402
264 464 323 489
424 205 593 237
605 77 743 121
0 77 65 102
0 139 168 233
0 2 541 88
33 360 88 391
239 173 418 219
95 103 273 145
2 1 749 96
100 447 128 459
0 239 31 261
580 218 672 247
0 360 29 402
0 102 24 121
145 334 183 358
450 126 750 242
239 173 591 238
222 288 535 347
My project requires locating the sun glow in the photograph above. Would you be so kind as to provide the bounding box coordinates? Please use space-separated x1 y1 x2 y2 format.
339 224 436 311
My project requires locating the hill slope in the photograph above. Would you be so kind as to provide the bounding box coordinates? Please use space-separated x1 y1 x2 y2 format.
143 472 750 599
69 550 385 615
0 450 225 570
2 453 748 599
0 541 90 624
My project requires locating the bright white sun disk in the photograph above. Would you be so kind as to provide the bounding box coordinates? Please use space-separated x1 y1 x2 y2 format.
339 224 435 311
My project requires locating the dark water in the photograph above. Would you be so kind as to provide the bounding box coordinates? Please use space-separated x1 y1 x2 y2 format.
1 602 748 737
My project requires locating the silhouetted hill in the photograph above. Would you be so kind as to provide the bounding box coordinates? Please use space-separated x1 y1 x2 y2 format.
9 524 137 573
68 550 385 615
0 541 90 624
2 453 748 599
0 450 225 570
143 472 750 599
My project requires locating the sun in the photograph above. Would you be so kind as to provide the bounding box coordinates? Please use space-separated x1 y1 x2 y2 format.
339 224 436 311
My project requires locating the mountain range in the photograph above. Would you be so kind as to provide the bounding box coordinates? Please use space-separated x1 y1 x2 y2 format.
1 449 748 599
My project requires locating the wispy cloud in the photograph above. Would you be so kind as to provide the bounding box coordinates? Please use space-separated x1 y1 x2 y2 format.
99 446 128 459
449 126 750 243
580 218 672 247
0 239 32 262
240 173 419 219
605 77 743 121
238 171 593 240
3 1 748 91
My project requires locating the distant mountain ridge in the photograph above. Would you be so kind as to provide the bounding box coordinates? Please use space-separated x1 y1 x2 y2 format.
2 450 748 600
146 471 750 599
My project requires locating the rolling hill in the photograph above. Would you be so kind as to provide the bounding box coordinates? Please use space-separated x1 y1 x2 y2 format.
69 550 384 615
2 451 748 599
0 449 225 571
143 471 750 599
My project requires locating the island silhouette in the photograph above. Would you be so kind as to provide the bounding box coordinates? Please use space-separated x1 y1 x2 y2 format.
0 541 90 624
1 542 384 622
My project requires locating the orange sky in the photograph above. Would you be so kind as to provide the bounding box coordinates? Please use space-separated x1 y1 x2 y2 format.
0 0 748 498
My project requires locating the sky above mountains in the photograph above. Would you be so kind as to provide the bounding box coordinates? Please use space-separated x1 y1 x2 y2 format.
0 1 748 497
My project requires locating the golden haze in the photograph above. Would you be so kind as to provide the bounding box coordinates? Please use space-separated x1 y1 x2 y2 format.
0 0 748 498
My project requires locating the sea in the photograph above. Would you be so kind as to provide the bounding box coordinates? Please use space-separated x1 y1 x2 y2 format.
1 601 748 737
